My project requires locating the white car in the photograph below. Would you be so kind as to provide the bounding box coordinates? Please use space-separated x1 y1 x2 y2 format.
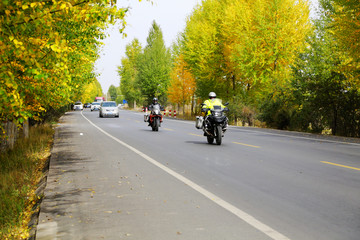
91 102 101 111
99 101 119 118
73 101 83 111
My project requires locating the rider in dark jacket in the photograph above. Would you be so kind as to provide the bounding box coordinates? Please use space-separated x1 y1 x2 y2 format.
148 98 163 125
149 98 160 111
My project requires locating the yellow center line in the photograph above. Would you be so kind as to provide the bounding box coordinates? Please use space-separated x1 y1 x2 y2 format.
321 161 360 171
233 142 261 148
164 128 174 131
189 133 203 137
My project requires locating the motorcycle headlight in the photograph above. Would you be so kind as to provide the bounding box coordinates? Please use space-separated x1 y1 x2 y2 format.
214 112 222 117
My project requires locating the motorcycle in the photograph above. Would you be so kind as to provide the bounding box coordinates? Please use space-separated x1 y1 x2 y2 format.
144 104 163 131
196 103 229 145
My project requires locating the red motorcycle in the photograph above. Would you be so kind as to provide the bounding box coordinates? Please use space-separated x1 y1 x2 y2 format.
144 104 163 131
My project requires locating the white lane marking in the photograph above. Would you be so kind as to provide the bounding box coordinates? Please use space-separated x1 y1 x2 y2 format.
81 112 290 240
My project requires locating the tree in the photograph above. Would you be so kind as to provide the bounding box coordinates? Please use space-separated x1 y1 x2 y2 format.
108 85 117 101
183 0 311 109
222 0 311 97
137 21 171 104
0 0 129 130
81 79 103 103
183 0 228 100
168 54 196 115
118 39 142 107
325 0 360 88
289 0 360 136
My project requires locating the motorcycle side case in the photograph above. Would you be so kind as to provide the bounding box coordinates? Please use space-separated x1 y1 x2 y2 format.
144 114 149 122
195 116 204 129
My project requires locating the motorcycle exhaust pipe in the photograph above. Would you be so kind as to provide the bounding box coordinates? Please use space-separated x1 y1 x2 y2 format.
204 128 214 137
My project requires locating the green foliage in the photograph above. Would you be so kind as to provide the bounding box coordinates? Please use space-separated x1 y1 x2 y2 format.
290 10 360 136
0 0 129 128
136 21 172 104
114 86 123 104
108 84 117 101
182 0 311 117
183 0 229 100
118 39 143 107
328 0 360 80
81 79 103 103
260 1 360 137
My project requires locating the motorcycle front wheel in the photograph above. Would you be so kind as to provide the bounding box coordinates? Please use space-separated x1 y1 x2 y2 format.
155 118 160 131
215 125 222 145
151 121 155 131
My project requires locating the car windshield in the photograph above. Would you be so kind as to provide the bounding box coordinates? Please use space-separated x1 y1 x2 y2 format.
102 102 116 107
92 102 100 105
75 102 82 105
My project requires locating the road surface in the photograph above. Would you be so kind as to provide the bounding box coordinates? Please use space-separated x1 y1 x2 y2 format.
37 109 360 240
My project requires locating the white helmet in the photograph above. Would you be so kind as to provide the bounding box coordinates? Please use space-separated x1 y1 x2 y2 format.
209 92 216 99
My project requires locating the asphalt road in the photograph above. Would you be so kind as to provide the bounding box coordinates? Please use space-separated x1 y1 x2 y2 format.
37 108 360 240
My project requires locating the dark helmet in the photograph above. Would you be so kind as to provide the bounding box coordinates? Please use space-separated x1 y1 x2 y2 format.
153 97 158 104
209 92 216 99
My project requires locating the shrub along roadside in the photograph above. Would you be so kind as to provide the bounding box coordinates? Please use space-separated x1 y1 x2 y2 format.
0 124 54 239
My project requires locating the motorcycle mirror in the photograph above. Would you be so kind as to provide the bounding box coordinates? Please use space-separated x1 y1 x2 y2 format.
224 102 229 106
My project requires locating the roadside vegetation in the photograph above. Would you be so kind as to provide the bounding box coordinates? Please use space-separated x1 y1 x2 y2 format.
118 0 360 137
0 124 54 239
0 0 127 136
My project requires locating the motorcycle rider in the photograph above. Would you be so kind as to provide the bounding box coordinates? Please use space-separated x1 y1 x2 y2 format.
149 97 160 111
147 97 163 126
202 92 226 114
202 92 228 133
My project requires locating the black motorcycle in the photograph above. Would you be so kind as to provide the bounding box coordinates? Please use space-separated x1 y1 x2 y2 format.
197 103 229 145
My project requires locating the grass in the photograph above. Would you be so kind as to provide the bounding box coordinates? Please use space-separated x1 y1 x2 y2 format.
0 124 54 239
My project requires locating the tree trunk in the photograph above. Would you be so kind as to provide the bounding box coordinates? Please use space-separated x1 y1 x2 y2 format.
332 106 338 135
191 95 194 116
23 119 29 138
182 102 185 116
1 121 18 150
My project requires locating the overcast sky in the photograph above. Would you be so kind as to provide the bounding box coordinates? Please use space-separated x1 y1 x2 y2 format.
94 0 319 94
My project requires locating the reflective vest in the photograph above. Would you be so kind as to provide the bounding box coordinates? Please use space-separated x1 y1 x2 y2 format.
203 98 225 116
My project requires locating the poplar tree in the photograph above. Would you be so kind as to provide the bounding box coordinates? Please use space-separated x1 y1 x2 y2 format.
118 39 142 107
137 21 171 104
